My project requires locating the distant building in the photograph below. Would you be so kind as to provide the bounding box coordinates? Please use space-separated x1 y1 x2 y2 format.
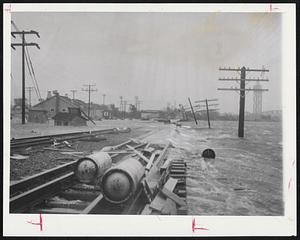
30 91 88 120
90 103 115 120
11 98 29 120
28 109 48 123
52 112 87 126
140 110 161 120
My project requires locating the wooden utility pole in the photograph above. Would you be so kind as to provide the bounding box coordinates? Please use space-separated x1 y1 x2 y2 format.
134 96 138 109
120 96 123 118
137 100 142 111
102 94 106 105
194 98 219 128
205 99 211 128
123 100 127 119
179 104 187 121
82 84 97 118
26 87 35 109
70 90 77 100
11 30 40 124
218 66 269 138
188 97 198 125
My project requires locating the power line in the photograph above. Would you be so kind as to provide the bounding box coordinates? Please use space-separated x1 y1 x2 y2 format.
12 21 42 102
11 28 40 124
24 47 39 102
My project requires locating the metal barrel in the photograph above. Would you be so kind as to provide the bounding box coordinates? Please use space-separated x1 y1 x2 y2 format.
74 152 112 184
101 157 144 204
202 148 216 159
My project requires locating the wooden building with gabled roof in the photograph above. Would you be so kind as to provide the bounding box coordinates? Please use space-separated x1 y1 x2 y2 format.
52 111 88 126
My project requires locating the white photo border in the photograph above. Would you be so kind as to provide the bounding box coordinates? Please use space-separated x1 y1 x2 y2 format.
3 3 296 236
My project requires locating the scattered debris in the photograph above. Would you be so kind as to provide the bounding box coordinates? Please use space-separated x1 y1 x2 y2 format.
79 136 106 142
60 152 84 156
116 127 131 133
10 154 29 160
43 147 74 152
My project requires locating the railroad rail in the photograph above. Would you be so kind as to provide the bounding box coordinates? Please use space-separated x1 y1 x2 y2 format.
10 128 119 150
10 138 188 215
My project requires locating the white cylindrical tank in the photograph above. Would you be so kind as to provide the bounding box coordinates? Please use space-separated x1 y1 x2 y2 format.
101 157 145 204
74 152 112 184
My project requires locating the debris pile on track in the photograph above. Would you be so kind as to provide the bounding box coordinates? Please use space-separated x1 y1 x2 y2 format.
10 138 188 215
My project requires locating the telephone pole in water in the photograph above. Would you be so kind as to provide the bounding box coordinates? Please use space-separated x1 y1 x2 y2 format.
218 66 269 137
188 97 198 125
82 84 97 118
194 98 219 128
11 30 40 124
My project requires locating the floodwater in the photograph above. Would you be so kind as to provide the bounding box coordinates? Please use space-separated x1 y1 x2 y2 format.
142 120 283 216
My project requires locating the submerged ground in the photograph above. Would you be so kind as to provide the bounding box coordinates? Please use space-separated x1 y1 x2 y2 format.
10 119 283 216
143 120 283 216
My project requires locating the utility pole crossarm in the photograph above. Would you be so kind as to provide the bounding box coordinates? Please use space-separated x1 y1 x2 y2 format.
219 67 269 72
11 30 40 38
11 43 40 49
245 68 269 72
217 88 268 91
195 98 218 103
195 103 219 108
196 108 219 112
218 78 269 82
219 67 241 71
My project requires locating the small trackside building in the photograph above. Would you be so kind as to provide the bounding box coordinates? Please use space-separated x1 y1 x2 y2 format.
140 110 162 120
52 112 88 126
28 109 48 123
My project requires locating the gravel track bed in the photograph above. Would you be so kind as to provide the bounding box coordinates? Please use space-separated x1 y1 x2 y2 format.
10 128 149 181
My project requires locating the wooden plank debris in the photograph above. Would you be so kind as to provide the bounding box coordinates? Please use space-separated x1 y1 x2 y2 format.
81 193 104 214
163 177 178 191
10 154 29 160
43 147 75 152
146 176 179 215
145 152 159 172
155 142 171 168
160 158 172 173
161 198 177 215
126 145 149 164
149 192 165 212
141 204 152 215
160 187 186 206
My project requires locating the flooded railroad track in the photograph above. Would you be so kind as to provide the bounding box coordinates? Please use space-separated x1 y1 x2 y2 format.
10 128 121 150
10 138 188 215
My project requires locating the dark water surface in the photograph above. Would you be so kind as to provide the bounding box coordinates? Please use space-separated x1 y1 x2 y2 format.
143 120 283 216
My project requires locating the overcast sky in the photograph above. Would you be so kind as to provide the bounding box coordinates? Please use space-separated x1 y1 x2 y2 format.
11 12 281 113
